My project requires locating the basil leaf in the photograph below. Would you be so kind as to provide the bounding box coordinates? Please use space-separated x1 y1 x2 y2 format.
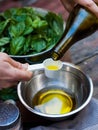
31 38 46 52
23 35 31 54
10 36 25 55
23 26 33 35
0 19 10 34
45 12 64 35
0 37 10 46
32 17 48 29
9 22 25 37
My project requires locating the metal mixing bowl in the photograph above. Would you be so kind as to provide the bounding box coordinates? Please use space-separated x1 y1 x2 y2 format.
17 62 93 121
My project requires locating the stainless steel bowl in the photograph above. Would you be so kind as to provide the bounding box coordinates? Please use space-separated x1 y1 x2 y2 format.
17 62 93 121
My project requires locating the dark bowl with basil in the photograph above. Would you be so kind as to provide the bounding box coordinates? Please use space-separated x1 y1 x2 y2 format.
0 7 64 64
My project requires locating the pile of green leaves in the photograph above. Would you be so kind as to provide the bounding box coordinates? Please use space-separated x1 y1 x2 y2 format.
0 7 64 55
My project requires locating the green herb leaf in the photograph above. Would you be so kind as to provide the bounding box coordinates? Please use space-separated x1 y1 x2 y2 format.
31 38 46 52
10 36 25 55
0 37 10 46
32 17 48 29
9 22 25 37
0 19 10 34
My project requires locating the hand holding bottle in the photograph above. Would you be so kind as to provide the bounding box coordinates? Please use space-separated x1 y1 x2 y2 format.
60 0 98 18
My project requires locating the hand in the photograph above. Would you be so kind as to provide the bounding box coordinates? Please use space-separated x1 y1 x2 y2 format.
60 0 98 18
0 52 32 89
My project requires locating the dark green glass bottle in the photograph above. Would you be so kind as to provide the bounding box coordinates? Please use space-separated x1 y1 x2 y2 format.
52 4 98 60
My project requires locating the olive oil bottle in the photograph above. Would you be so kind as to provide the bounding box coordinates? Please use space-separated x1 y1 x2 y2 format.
52 4 98 60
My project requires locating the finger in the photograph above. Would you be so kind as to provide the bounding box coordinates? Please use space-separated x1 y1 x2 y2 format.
75 0 98 17
7 56 29 70
12 68 33 81
60 0 76 12
0 52 20 69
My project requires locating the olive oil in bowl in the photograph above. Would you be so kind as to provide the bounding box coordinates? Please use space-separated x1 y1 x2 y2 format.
32 87 76 115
